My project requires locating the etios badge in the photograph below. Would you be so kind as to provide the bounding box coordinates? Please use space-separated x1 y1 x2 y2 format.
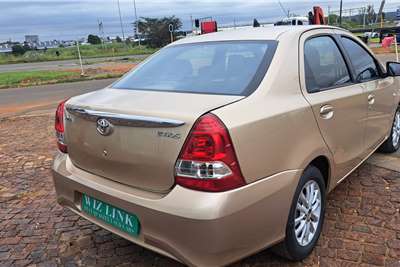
96 118 113 136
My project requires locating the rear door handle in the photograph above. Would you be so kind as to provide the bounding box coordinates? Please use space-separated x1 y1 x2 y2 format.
368 94 375 105
320 105 334 119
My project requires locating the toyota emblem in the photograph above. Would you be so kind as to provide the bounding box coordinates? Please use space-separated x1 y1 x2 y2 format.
96 118 113 136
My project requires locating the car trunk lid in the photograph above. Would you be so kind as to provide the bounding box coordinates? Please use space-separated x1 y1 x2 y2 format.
64 88 243 192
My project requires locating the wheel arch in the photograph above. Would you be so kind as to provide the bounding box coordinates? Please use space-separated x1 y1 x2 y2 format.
309 155 331 190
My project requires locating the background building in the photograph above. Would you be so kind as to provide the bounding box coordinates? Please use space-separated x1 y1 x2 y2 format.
25 35 39 47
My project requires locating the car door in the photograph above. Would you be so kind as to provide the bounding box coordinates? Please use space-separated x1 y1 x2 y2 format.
339 34 396 154
299 30 367 183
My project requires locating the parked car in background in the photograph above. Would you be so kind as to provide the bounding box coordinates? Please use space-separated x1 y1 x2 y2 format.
364 31 379 38
52 26 400 266
275 16 309 26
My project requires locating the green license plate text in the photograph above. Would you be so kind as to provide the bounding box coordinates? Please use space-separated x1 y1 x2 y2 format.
81 194 140 237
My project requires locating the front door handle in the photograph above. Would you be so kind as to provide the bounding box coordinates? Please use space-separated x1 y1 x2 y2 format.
368 94 375 105
320 105 334 120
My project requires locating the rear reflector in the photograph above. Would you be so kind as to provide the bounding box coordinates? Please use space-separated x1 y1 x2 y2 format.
175 113 245 192
55 99 68 153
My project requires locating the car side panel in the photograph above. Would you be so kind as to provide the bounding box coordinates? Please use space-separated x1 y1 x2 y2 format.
363 78 397 152
298 29 368 185
337 31 398 154
214 97 329 184
337 30 400 153
213 32 333 187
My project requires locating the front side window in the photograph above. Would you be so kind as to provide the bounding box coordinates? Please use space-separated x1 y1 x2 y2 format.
304 36 351 93
341 37 379 82
113 41 277 96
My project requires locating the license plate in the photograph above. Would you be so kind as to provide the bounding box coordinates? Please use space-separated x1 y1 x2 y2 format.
81 194 140 237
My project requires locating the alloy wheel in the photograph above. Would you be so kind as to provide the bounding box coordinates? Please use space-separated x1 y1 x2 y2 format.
294 180 322 247
392 110 400 148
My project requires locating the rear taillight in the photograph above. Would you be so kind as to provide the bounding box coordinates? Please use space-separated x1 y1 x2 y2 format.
55 99 68 153
175 113 246 192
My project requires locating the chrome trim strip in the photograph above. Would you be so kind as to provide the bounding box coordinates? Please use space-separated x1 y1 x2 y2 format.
66 106 185 128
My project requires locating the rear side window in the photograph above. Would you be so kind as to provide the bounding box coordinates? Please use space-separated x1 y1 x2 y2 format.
341 37 379 82
113 41 277 96
304 36 351 93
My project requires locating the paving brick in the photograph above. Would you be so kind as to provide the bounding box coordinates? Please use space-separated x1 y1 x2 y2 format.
0 237 21 245
388 239 400 250
352 224 372 234
328 238 343 249
337 249 362 262
362 252 385 266
0 251 11 260
364 244 387 256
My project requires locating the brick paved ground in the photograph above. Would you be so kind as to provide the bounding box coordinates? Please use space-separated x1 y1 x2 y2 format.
0 114 400 267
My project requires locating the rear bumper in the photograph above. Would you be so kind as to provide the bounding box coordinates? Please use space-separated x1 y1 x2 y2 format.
52 152 301 267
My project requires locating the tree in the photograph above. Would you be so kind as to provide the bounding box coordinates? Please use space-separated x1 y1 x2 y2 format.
327 14 339 25
87 34 102 45
23 42 31 51
366 5 376 24
11 45 26 55
137 16 182 48
115 36 122 43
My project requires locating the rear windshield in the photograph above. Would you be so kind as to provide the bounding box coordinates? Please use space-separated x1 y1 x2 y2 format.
112 41 277 96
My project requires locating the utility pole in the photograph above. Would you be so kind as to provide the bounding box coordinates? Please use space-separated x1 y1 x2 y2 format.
339 0 343 26
133 0 140 47
327 6 331 25
363 7 366 28
395 35 399 62
376 0 385 35
98 19 105 49
190 15 194 34
76 41 84 76
375 0 385 25
117 0 125 41
169 24 174 43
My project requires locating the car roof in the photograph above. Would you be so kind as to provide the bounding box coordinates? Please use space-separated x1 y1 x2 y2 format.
172 25 345 45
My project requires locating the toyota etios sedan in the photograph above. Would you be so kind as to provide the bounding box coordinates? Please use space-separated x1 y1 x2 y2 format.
52 26 400 266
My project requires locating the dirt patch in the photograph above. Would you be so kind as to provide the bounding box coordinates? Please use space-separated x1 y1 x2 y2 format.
371 47 393 54
69 63 136 76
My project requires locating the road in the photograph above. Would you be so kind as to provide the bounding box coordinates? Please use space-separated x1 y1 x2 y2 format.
0 53 395 119
0 52 393 73
376 53 399 64
0 78 116 118
0 54 147 73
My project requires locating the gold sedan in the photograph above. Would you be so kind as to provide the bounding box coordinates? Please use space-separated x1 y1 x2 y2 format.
52 26 400 266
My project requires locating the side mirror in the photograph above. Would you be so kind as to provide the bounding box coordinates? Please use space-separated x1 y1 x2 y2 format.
386 61 400 76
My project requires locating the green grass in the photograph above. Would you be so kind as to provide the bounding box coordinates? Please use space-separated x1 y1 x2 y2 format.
0 70 80 88
0 43 157 65
329 21 397 31
0 70 126 89
370 37 380 43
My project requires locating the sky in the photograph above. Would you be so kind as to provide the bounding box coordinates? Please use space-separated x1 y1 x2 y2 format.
1 0 400 42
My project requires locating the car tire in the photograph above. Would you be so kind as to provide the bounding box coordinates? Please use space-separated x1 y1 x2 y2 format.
273 165 326 261
379 106 400 154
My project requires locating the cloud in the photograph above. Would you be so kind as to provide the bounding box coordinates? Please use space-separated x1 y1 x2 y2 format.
0 0 398 42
